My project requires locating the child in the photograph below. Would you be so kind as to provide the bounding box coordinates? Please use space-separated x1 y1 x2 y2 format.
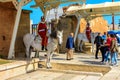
66 33 75 60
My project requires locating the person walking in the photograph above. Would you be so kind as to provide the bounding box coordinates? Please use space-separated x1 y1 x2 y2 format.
104 34 111 64
66 32 75 60
100 32 107 63
94 33 103 59
110 34 118 66
38 16 48 51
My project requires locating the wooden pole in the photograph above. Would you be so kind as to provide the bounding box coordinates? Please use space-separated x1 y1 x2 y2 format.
74 16 82 43
8 0 32 59
112 0 115 30
8 1 23 59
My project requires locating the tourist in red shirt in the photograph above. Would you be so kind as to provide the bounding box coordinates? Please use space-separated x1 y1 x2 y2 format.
104 34 112 63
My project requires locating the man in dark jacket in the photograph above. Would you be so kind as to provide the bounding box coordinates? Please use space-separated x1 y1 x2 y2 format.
66 33 75 60
94 33 103 59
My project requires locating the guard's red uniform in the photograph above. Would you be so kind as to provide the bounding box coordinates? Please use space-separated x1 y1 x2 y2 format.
38 22 48 46
86 27 92 42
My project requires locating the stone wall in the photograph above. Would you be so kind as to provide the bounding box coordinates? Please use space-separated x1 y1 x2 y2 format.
0 2 16 57
0 2 30 58
80 17 108 34
57 16 77 52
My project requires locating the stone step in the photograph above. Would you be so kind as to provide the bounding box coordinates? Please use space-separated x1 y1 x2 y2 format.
38 68 103 76
7 69 102 80
0 58 39 80
39 60 111 75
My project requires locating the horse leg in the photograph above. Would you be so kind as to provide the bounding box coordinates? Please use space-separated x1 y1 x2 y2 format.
48 52 53 67
77 39 80 51
54 46 59 55
26 47 30 58
35 51 39 58
56 45 59 54
46 52 52 69
80 40 83 52
25 44 32 59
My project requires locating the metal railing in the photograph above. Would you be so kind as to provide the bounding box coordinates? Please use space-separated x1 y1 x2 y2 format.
32 24 38 36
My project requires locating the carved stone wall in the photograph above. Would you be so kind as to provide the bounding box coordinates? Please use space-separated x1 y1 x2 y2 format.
0 2 30 58
57 16 77 52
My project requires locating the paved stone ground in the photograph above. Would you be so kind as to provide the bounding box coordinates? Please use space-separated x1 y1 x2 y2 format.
7 52 120 80
7 69 101 80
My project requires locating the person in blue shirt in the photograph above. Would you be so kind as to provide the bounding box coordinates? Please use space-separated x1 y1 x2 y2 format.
102 32 107 42
66 32 75 60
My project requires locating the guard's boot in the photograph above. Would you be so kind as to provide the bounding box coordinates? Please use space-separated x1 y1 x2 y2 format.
42 46 44 51
45 47 48 51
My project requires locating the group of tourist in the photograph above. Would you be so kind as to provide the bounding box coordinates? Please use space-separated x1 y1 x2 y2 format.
94 32 118 66
82 22 119 66
66 23 119 67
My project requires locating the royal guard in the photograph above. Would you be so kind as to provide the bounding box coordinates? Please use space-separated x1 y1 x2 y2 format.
86 23 92 43
38 16 48 51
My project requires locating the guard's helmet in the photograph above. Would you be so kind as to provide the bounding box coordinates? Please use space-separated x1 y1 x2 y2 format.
41 16 45 20
87 23 90 26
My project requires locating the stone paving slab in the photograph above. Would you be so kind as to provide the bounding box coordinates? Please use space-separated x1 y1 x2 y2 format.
38 52 112 66
100 67 120 80
2 52 120 80
7 70 101 80
38 52 120 80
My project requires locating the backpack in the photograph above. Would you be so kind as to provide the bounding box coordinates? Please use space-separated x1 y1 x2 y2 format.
110 39 118 52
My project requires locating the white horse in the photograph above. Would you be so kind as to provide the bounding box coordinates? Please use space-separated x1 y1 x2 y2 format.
77 32 98 53
23 30 63 68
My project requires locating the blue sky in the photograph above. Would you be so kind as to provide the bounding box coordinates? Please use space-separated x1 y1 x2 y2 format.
22 0 120 25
